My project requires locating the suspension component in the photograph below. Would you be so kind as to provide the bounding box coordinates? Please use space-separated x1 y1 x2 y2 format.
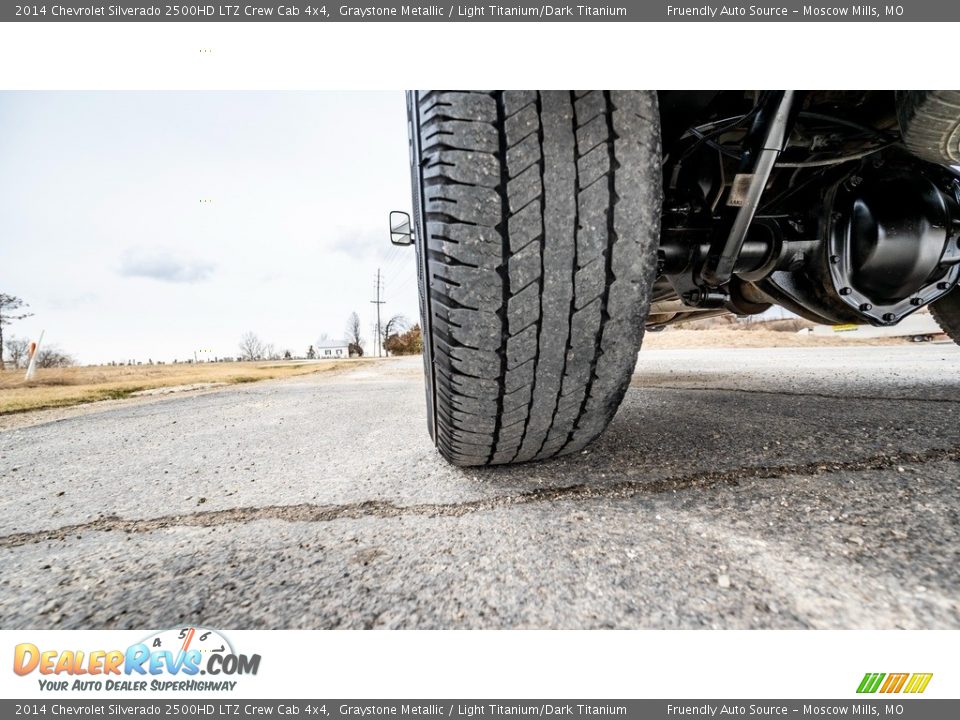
655 91 960 330
701 91 796 286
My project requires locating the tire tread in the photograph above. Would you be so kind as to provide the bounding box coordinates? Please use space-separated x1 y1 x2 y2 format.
413 90 661 466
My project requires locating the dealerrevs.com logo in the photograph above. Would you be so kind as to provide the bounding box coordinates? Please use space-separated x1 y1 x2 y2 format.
857 673 933 694
13 627 260 692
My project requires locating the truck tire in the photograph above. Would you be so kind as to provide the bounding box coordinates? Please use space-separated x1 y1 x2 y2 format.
896 91 960 346
897 90 960 166
408 90 662 466
931 289 960 345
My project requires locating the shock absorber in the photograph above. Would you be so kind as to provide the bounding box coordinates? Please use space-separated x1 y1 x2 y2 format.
701 91 796 287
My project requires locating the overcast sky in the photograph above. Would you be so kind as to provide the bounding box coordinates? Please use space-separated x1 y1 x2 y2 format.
0 92 419 364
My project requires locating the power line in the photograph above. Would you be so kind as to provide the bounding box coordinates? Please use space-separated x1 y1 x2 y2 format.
389 268 419 297
380 241 410 272
381 244 403 267
381 252 414 286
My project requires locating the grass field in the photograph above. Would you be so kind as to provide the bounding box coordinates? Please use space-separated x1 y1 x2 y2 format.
0 359 369 415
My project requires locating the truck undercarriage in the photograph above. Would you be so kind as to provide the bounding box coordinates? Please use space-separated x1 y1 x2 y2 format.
652 90 960 329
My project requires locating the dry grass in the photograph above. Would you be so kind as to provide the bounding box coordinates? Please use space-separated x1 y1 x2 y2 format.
0 359 369 415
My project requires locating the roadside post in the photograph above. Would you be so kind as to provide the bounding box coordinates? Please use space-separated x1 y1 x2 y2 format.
24 329 44 381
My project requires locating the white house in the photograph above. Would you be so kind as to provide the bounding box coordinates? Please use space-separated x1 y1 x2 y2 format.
316 344 350 359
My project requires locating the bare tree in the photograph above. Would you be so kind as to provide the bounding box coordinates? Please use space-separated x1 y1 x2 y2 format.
380 314 408 355
35 346 75 369
238 331 265 361
0 294 33 369
345 311 364 357
3 336 30 369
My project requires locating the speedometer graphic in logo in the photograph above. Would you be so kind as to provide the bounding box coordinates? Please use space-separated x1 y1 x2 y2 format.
131 626 259 678
141 627 234 660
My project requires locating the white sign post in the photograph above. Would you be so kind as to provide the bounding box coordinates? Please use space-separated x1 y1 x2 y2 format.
24 329 44 381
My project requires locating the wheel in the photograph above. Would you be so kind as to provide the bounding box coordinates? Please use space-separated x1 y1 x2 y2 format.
931 288 960 345
407 90 662 467
897 90 960 165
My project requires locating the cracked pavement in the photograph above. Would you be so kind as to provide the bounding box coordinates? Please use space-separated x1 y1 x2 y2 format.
1 344 958 629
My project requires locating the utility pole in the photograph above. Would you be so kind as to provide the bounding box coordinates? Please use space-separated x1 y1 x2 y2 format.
370 268 385 358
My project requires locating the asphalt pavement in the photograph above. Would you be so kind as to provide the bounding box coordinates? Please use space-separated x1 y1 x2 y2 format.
1 344 958 629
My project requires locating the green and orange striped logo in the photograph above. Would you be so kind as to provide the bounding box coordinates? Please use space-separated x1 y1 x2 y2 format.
857 673 933 694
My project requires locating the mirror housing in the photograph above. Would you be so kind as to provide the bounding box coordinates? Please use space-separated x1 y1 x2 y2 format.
389 210 414 246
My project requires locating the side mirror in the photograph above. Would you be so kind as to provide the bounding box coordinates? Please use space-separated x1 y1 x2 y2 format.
389 210 414 246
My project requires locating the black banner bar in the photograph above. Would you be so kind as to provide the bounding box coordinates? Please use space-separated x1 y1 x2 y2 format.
0 1 950 23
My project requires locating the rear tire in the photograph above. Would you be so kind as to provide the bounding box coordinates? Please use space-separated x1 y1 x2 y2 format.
897 90 960 165
931 289 960 345
408 90 662 466
896 91 960 346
